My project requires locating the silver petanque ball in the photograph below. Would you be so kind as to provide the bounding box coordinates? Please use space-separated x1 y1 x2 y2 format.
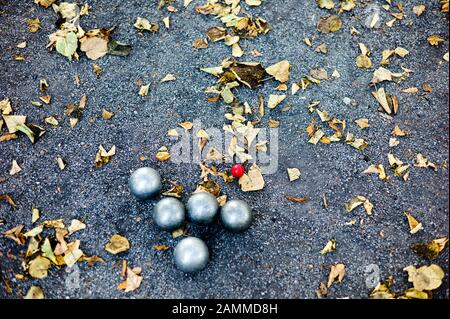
186 192 219 225
153 197 185 231
129 167 162 200
173 237 209 273
220 199 253 233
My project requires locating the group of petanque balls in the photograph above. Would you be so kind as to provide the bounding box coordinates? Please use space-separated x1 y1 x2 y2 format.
128 165 252 274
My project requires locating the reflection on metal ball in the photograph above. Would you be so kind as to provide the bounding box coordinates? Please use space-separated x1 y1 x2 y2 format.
186 192 219 225
173 237 209 273
220 199 253 233
153 197 185 231
129 167 162 200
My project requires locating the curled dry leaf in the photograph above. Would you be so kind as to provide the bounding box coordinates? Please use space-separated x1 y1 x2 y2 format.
10 160 22 176
317 15 342 33
105 234 130 255
320 240 336 255
411 237 448 260
265 60 291 83
287 168 301 182
403 265 445 292
345 196 373 215
427 35 444 46
118 267 143 292
268 94 286 109
239 164 265 192
24 286 45 299
404 212 423 234
369 277 396 299
327 263 345 287
94 145 116 168
28 256 51 279
156 146 171 161
364 164 388 181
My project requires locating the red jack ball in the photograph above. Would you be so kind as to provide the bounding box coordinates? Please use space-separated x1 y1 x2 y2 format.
231 164 245 178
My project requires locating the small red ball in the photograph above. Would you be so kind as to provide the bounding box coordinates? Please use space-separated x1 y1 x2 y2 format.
231 164 245 178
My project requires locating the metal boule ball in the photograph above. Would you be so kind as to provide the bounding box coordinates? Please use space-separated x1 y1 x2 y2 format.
173 237 209 273
220 199 253 233
186 192 219 225
153 197 185 231
129 167 162 200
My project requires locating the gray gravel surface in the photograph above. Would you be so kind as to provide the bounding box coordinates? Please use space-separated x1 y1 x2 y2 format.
0 0 449 299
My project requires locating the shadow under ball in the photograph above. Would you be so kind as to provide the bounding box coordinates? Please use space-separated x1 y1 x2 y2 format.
153 197 185 231
173 237 209 273
220 199 253 233
129 167 162 200
186 192 219 225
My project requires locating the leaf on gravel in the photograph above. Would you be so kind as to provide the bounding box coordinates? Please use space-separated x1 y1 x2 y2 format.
44 116 59 126
393 125 408 137
41 237 57 264
320 240 336 255
134 17 159 32
345 196 373 215
118 267 143 292
411 237 448 260
34 0 56 8
268 94 286 109
56 32 78 61
105 234 130 255
230 62 267 89
413 5 426 16
239 164 265 192
161 74 177 82
415 154 437 171
68 219 86 235
27 18 41 33
63 240 83 267
32 208 40 223
9 160 22 175
427 35 444 46
2 115 26 133
355 118 370 129
201 66 224 77
265 60 291 83
95 145 116 168
25 286 45 299
369 277 396 299
308 129 325 145
0 98 12 115
156 146 171 161
287 168 301 182
403 265 445 292
316 0 335 9
102 109 114 120
286 196 310 203
162 183 184 198
80 36 108 60
153 244 170 251
317 15 342 33
24 225 44 237
364 164 388 181
139 84 150 97
245 0 262 6
404 212 423 234
345 133 368 150
327 263 345 287
107 40 132 56
179 121 193 130
28 256 51 279
371 87 392 114
3 224 25 245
